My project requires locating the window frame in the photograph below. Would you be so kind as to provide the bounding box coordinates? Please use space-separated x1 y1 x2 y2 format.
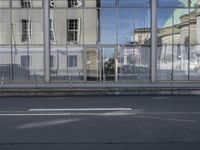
50 18 56 44
21 18 32 43
68 55 78 68
67 18 81 44
68 0 83 8
21 55 31 68
20 0 32 8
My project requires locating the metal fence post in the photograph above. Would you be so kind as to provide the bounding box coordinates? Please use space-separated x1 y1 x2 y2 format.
151 0 158 82
34 72 37 88
43 0 50 82
1 76 4 89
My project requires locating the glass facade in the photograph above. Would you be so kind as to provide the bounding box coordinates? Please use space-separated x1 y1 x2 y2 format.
0 0 200 83
0 0 44 81
157 0 200 81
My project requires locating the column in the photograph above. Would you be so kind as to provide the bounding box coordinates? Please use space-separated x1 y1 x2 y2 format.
43 0 50 82
151 0 157 82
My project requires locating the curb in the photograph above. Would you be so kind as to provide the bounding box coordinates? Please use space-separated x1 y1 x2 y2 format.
1 88 200 96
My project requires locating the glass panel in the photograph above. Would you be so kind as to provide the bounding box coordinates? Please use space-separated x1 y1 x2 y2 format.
190 45 200 80
158 0 189 7
100 9 116 44
118 8 150 45
50 9 66 45
159 1 199 8
12 9 28 45
85 0 116 8
66 46 83 81
0 0 9 8
84 9 99 45
0 46 12 80
0 9 10 45
118 8 151 44
157 8 173 45
28 45 44 81
102 47 115 81
174 8 189 45
12 46 44 81
191 0 200 7
28 9 44 44
119 0 150 7
158 8 190 45
190 8 200 45
134 9 150 45
173 45 189 80
11 9 44 81
157 45 173 80
118 9 133 45
11 9 44 44
118 45 150 81
50 46 67 80
12 0 43 8
12 45 30 80
67 9 83 45
86 47 100 81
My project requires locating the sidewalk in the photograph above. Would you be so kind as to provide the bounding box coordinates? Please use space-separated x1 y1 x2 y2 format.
1 82 200 96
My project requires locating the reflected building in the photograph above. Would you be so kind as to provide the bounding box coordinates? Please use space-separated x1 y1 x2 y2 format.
0 0 99 81
118 28 151 80
49 0 99 81
0 0 44 80
158 0 200 80
1 0 200 83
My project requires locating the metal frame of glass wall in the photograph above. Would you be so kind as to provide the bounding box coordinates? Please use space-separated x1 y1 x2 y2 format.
1 0 200 83
47 0 152 82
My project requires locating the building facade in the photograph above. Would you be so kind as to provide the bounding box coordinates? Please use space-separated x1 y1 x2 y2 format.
0 0 200 83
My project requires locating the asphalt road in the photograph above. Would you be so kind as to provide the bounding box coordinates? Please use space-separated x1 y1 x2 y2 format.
0 96 200 150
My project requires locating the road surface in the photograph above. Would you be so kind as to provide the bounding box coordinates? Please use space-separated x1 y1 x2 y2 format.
0 95 200 150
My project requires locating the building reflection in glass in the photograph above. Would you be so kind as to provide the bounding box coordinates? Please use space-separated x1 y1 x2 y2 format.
158 0 200 80
1 0 200 82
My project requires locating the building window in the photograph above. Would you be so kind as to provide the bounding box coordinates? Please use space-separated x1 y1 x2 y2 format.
21 55 30 68
50 19 56 43
21 19 31 43
50 55 55 68
68 55 78 67
67 19 80 43
20 0 32 8
68 0 82 8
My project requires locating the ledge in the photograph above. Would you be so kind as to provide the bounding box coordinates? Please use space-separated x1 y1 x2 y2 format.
1 82 200 96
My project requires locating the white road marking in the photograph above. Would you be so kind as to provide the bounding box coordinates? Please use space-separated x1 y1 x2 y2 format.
138 112 200 115
0 114 70 116
28 108 133 112
16 118 80 129
0 112 133 116
133 115 196 122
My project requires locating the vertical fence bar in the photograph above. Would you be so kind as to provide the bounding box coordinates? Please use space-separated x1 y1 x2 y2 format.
151 0 157 82
43 0 50 82
10 0 13 80
115 1 119 83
